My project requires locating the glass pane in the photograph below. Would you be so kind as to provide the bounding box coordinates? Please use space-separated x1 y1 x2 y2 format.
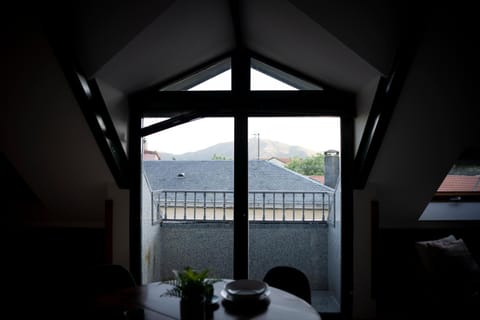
251 69 297 91
142 117 169 128
140 117 234 284
251 59 322 91
189 69 231 91
248 117 341 313
161 59 231 91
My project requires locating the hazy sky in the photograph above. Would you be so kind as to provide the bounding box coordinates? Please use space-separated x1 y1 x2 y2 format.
144 117 340 154
143 69 341 154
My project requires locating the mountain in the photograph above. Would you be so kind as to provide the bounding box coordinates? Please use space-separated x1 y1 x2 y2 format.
158 138 318 161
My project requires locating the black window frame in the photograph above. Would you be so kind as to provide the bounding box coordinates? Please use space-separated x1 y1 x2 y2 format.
129 54 355 317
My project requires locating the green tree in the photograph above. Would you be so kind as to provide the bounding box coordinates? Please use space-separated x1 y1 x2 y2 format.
212 153 229 160
286 153 325 175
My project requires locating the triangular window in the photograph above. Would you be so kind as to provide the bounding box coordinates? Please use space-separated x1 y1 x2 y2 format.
160 59 231 91
251 59 322 91
160 58 322 91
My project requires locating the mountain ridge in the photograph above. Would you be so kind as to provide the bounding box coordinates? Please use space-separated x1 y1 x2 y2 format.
157 138 319 161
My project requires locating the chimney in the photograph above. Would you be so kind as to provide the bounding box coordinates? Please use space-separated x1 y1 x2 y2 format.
324 150 339 188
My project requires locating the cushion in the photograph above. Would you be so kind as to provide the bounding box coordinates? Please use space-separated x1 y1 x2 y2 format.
415 235 457 273
415 235 480 296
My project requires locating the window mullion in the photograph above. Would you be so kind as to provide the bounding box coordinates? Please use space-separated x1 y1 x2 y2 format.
233 114 249 279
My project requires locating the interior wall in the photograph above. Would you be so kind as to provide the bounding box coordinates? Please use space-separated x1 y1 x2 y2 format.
351 5 479 318
3 21 115 226
66 0 175 78
366 5 479 228
352 187 377 319
327 179 342 307
141 172 161 284
290 0 401 76
107 183 130 269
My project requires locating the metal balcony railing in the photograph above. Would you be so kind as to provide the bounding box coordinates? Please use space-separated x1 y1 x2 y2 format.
151 190 333 222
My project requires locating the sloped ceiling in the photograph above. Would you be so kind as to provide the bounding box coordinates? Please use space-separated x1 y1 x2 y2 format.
62 0 406 94
242 0 380 92
367 4 480 227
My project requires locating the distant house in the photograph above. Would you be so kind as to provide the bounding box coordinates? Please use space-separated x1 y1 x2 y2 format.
143 160 334 221
437 175 480 193
309 176 325 184
143 150 161 160
267 157 292 167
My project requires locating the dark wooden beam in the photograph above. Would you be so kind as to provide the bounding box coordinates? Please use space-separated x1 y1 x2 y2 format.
233 114 249 280
340 116 355 318
353 15 424 189
47 33 130 189
129 107 142 284
229 0 245 49
140 112 204 137
132 90 355 117
229 6 250 278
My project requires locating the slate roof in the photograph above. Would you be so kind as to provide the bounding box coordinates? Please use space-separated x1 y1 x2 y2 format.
143 160 333 193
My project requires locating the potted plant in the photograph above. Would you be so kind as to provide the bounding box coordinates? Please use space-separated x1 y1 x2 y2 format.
164 267 218 320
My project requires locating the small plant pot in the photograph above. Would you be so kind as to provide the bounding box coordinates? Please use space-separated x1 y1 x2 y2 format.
180 296 206 320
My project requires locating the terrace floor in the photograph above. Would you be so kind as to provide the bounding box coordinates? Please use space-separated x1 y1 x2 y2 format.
312 290 339 313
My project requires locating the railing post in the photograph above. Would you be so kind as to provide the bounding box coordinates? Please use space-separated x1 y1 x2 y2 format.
193 192 197 220
184 191 187 220
174 192 177 220
164 191 168 219
292 192 296 221
322 193 326 221
214 193 217 220
312 193 316 221
272 192 276 221
252 192 256 219
203 192 207 220
262 192 266 221
302 192 305 221
151 191 155 224
223 192 226 221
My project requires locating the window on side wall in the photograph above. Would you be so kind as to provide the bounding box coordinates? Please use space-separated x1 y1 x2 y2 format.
420 149 480 221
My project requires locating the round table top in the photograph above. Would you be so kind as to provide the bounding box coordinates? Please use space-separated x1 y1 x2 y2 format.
97 279 321 320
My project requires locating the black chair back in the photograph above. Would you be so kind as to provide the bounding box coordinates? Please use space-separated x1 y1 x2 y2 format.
89 264 136 295
263 266 312 304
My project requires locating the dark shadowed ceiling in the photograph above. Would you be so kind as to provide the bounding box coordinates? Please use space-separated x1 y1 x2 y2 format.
53 0 409 95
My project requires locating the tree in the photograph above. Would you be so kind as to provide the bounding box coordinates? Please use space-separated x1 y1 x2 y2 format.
286 153 325 176
211 153 229 160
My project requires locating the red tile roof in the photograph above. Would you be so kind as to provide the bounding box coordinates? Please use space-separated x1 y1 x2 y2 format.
309 176 325 184
143 150 160 160
437 175 480 192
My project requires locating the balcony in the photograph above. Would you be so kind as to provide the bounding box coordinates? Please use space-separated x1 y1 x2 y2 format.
152 190 332 222
142 183 341 312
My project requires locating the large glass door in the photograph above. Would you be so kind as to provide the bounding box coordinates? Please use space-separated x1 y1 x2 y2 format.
247 117 341 313
140 117 234 283
135 56 352 316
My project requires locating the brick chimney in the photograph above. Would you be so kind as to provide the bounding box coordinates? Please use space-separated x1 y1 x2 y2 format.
324 150 339 188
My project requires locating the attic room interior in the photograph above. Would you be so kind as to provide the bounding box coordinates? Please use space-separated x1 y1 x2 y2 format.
3 1 480 319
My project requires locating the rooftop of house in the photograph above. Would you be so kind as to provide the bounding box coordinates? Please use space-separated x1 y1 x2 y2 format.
437 175 480 193
143 150 161 161
309 176 325 184
143 160 333 192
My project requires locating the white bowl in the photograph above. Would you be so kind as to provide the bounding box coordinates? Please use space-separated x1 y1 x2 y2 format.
224 280 268 301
